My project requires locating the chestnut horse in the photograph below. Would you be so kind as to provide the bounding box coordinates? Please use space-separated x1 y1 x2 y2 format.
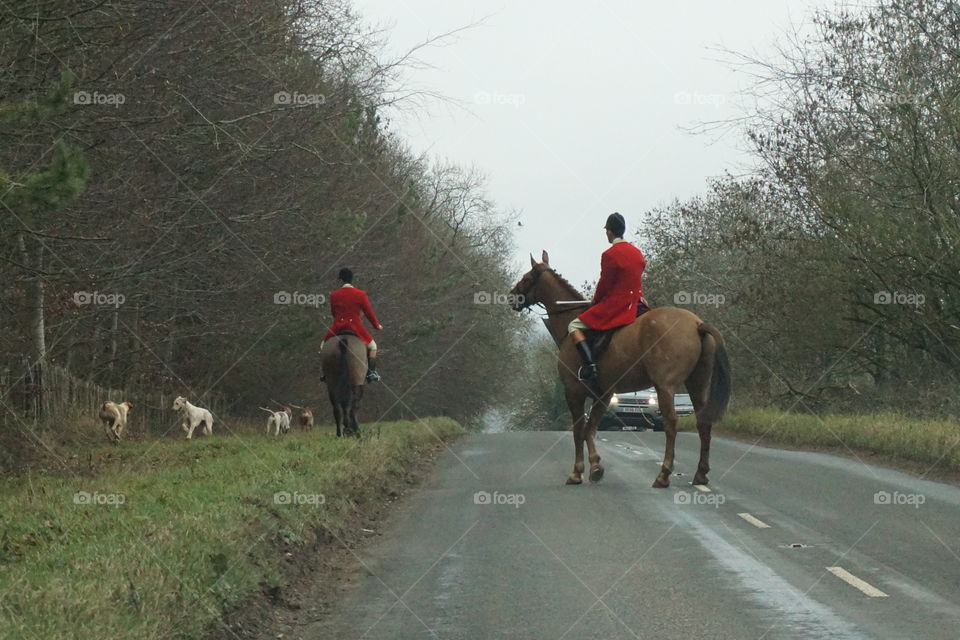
320 333 367 437
510 251 731 487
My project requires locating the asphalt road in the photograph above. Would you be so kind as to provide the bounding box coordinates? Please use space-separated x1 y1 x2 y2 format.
309 430 960 639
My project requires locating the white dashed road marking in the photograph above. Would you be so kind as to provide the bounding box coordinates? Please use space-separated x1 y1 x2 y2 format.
826 566 889 598
737 512 771 529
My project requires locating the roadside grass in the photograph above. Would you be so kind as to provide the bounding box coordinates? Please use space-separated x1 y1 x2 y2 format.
0 417 463 640
713 407 960 471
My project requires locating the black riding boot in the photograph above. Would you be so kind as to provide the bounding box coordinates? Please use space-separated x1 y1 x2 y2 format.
366 355 381 382
575 340 598 381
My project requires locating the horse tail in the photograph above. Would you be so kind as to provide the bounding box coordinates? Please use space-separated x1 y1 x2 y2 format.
697 323 731 424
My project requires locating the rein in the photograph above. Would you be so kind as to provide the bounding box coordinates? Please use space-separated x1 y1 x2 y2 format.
524 266 590 316
538 300 589 315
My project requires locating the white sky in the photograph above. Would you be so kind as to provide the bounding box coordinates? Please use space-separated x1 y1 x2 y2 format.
350 0 834 289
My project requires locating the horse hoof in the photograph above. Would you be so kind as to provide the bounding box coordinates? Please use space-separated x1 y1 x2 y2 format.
589 466 604 482
652 476 670 489
692 475 708 486
566 474 583 485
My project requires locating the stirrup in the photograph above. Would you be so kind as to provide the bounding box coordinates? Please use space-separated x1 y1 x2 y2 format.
366 371 381 382
577 364 598 382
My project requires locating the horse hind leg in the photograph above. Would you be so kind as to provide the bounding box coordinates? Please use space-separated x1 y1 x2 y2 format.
336 409 344 437
586 396 608 482
341 384 362 438
329 391 343 437
686 377 712 485
691 419 712 486
653 386 678 488
344 398 357 438
350 385 363 438
690 408 712 485
565 391 587 485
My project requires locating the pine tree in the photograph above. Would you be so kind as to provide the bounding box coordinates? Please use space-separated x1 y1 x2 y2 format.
1 70 90 370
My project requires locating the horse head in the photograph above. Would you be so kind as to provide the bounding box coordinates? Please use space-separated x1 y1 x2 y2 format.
508 250 553 312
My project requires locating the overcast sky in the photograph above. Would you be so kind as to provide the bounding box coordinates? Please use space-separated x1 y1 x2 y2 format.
350 0 833 290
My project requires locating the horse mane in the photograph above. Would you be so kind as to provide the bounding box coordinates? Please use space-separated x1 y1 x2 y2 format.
544 267 585 301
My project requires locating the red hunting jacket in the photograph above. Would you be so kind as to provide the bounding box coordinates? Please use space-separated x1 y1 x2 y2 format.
323 285 382 345
578 240 646 331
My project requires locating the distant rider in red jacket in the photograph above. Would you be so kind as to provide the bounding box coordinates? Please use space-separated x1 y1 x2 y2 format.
321 267 384 383
568 213 647 381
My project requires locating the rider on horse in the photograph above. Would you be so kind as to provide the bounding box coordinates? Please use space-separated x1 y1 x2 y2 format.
567 212 647 381
321 267 384 383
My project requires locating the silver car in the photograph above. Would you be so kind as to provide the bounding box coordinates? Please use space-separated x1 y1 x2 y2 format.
600 388 695 431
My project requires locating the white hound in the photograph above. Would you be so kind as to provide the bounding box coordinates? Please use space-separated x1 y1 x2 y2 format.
172 396 214 439
261 406 291 436
99 401 133 443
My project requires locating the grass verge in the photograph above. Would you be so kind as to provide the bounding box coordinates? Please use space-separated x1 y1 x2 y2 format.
712 407 960 471
0 417 464 640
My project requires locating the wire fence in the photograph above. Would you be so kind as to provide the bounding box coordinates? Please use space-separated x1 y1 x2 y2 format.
2 359 225 439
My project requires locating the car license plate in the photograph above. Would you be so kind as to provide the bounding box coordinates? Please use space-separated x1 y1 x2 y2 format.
618 406 642 413
622 425 637 431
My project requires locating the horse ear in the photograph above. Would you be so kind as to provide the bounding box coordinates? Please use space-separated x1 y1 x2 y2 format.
541 250 550 265
530 253 537 268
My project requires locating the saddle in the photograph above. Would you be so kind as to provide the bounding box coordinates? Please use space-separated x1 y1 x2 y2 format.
584 299 651 361
583 328 619 362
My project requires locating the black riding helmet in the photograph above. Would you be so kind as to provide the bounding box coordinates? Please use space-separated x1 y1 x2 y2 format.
604 212 626 238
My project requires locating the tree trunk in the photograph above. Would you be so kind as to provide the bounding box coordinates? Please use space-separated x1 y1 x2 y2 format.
31 276 45 363
88 319 101 382
108 305 119 385
17 235 46 364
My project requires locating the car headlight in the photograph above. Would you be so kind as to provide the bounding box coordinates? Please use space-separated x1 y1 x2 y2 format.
609 396 619 407
647 396 658 406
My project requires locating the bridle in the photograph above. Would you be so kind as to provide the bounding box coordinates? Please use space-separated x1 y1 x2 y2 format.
517 266 590 316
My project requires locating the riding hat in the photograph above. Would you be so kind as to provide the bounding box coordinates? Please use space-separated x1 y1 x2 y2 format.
604 212 626 237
